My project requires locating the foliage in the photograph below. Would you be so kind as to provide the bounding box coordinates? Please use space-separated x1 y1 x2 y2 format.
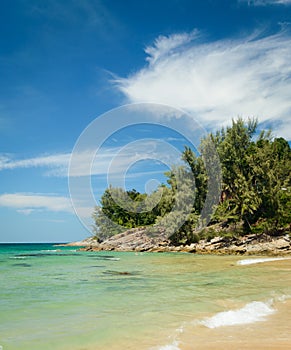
92 118 291 243
92 187 159 240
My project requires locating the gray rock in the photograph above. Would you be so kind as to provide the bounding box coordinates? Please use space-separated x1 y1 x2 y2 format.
273 238 290 250
75 227 291 256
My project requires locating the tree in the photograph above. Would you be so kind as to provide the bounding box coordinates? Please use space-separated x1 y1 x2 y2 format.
92 206 123 240
247 135 291 233
154 165 197 244
92 118 291 242
92 187 153 239
182 147 208 213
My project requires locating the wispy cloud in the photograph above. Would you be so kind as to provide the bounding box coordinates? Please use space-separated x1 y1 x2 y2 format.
0 153 70 174
114 29 291 139
0 193 72 213
242 0 291 6
28 0 121 39
0 139 181 177
145 30 200 65
0 193 92 218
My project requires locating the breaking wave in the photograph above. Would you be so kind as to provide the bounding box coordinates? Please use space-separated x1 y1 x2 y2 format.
237 257 291 265
199 301 275 329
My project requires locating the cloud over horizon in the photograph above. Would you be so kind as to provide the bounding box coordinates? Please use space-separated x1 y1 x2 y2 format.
0 193 73 213
0 193 93 218
115 29 291 140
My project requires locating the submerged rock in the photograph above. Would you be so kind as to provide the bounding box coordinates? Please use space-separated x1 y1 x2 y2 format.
103 270 135 276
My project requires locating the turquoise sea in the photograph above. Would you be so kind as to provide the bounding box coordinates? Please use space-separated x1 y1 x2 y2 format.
1 243 291 350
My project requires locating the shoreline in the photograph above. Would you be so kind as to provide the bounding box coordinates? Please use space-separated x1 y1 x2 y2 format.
62 227 291 256
176 296 291 350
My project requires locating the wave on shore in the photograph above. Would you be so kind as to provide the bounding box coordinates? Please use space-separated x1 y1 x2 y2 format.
158 341 181 350
237 257 291 265
199 300 275 329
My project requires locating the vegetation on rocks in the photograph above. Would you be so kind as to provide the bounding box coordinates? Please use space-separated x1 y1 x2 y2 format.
92 118 291 246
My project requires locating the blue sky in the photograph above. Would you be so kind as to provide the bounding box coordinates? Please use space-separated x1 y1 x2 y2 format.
0 0 291 242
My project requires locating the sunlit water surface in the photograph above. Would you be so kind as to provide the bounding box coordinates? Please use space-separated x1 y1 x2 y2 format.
1 244 291 350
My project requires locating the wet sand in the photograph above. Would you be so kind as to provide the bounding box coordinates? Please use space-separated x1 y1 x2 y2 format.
179 293 291 350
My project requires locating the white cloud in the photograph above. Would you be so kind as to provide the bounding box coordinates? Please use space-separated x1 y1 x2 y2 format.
17 208 36 215
115 30 291 140
0 153 70 174
0 193 72 213
145 30 199 65
0 150 124 177
0 193 92 218
243 0 291 5
0 139 181 178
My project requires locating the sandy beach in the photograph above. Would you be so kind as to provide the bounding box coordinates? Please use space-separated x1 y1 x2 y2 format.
179 298 291 350
177 260 291 350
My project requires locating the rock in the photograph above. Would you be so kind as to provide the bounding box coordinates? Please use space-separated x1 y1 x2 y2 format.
78 227 171 253
246 244 266 254
74 227 291 256
57 237 100 247
273 238 290 250
210 236 225 244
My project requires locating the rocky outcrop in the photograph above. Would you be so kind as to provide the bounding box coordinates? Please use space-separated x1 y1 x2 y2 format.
74 228 291 256
80 227 171 252
57 236 100 247
192 233 291 255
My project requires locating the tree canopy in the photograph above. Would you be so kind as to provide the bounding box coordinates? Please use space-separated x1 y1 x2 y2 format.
92 118 291 243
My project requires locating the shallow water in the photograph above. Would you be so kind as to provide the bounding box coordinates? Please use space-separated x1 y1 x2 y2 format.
0 244 291 350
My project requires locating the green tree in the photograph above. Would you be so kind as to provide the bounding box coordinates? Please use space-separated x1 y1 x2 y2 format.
247 135 291 233
182 147 208 213
212 118 261 230
92 118 291 242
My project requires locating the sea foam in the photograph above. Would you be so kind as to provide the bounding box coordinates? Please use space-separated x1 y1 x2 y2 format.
41 249 58 252
237 257 290 265
200 301 275 328
157 341 181 350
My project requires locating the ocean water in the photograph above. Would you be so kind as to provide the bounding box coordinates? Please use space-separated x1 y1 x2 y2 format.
0 244 291 350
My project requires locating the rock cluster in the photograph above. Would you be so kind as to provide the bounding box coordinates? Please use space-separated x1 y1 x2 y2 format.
190 233 291 255
68 228 291 256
